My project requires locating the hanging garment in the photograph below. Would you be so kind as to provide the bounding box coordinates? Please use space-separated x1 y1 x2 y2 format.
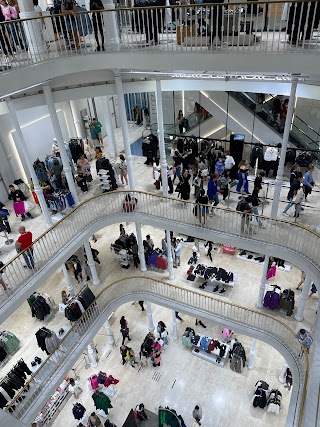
0 346 7 362
264 147 278 161
90 375 100 390
263 286 281 310
279 289 295 316
266 265 277 280
92 390 113 413
73 402 86 420
13 201 25 216
31 296 51 320
0 332 20 354
45 331 60 354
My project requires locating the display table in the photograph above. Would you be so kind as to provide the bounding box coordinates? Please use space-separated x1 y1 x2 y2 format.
237 251 291 272
177 236 221 254
194 264 237 288
192 333 230 367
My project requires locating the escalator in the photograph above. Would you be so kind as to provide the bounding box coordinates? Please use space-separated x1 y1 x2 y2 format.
231 92 320 160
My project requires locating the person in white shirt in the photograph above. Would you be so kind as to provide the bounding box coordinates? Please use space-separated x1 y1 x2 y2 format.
174 238 182 267
224 151 235 172
192 242 201 261
68 378 82 398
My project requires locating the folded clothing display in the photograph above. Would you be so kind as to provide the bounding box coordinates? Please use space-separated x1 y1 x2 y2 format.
194 264 234 283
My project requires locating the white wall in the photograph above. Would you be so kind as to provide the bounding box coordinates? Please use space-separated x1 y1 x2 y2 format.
0 106 69 184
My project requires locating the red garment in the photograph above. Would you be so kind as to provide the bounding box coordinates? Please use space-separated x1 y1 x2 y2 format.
207 340 217 353
156 256 167 270
17 231 33 251
104 375 120 387
90 375 100 390
13 201 25 216
32 191 39 205
266 265 277 280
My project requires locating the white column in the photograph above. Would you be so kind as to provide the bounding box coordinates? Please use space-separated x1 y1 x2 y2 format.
256 256 270 309
104 96 117 158
19 0 46 56
61 264 75 297
43 84 80 205
172 310 178 340
62 102 77 138
248 338 257 370
271 80 298 218
114 72 135 190
146 302 154 332
135 222 147 272
155 80 168 197
166 230 174 280
104 319 115 346
6 97 53 228
70 100 86 138
294 274 312 321
87 342 98 368
102 0 120 46
304 309 320 426
278 360 289 383
84 241 100 286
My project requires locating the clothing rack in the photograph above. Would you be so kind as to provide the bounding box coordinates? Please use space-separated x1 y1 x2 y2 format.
0 358 32 410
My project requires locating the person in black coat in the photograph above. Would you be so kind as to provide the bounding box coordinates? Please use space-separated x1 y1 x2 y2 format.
8 185 32 221
178 170 191 205
203 0 224 45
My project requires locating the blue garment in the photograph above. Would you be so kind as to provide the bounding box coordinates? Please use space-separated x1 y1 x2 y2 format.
303 171 314 188
215 160 225 177
66 192 75 207
199 336 210 351
90 127 98 141
207 178 218 200
236 171 249 193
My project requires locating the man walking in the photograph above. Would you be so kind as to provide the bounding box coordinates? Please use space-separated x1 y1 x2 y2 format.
15 226 34 269
192 404 202 425
174 238 182 268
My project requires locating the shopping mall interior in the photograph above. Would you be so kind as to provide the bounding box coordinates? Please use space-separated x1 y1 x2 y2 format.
0 1 320 426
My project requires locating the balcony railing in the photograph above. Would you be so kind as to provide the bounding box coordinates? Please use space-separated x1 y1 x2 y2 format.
4 277 308 427
0 1 320 72
0 190 319 316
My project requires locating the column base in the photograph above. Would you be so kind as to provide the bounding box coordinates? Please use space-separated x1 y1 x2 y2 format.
294 314 304 322
140 267 147 272
278 374 286 384
256 302 263 309
92 279 101 286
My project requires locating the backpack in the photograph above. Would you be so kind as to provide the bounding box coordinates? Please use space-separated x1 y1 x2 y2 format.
236 200 249 212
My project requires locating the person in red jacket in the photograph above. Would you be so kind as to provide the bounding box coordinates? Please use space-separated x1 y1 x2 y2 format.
15 226 34 269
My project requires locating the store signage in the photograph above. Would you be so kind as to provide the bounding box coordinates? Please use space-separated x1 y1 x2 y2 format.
171 74 293 81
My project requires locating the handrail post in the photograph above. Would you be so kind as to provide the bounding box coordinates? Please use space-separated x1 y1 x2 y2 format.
5 97 53 228
271 79 298 218
42 83 80 205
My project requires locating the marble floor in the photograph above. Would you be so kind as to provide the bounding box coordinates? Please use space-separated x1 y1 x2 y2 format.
0 124 318 425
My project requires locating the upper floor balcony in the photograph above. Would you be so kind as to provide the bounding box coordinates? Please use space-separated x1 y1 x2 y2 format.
1 0 320 93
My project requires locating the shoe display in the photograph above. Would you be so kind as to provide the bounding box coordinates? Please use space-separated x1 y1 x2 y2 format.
219 288 226 294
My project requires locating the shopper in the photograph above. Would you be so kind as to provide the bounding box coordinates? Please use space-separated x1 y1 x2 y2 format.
192 242 201 262
195 319 206 329
174 238 182 268
120 344 129 365
132 241 140 269
195 189 209 225
303 164 315 201
215 156 225 177
283 172 303 216
254 171 265 191
95 146 103 159
237 197 252 234
68 378 82 399
0 261 8 291
220 169 231 203
15 226 34 269
296 328 313 354
175 311 183 322
72 256 83 283
61 290 70 305
152 347 161 367
222 328 233 341
90 0 105 52
61 0 80 50
84 256 91 282
157 321 169 345
146 235 154 251
204 240 213 262
139 347 148 367
193 170 203 198
88 412 102 427
296 271 306 290
138 301 145 311
104 420 117 427
192 404 202 425
309 283 318 298
178 169 191 207
207 173 219 210
236 162 249 194
8 185 32 221
119 154 128 186
284 368 293 391
153 158 161 190
135 403 148 421
224 151 235 174
176 110 185 134
250 188 265 228
120 325 131 345
126 347 138 367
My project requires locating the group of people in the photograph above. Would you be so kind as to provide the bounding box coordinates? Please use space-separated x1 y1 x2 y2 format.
119 317 168 369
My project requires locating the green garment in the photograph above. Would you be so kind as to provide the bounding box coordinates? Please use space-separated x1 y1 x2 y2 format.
1 332 20 354
51 161 63 175
158 408 181 427
93 121 102 134
92 391 113 414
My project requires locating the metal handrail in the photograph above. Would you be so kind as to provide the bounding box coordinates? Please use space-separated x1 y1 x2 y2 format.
4 276 309 427
0 190 319 316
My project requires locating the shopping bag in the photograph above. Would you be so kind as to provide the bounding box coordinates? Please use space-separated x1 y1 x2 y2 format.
24 200 36 211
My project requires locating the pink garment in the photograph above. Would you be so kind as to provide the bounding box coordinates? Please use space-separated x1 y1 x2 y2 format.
222 328 232 339
90 375 99 390
0 5 18 21
266 265 277 280
13 201 25 216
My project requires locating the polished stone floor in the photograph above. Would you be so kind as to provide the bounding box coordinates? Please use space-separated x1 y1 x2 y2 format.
0 123 318 426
